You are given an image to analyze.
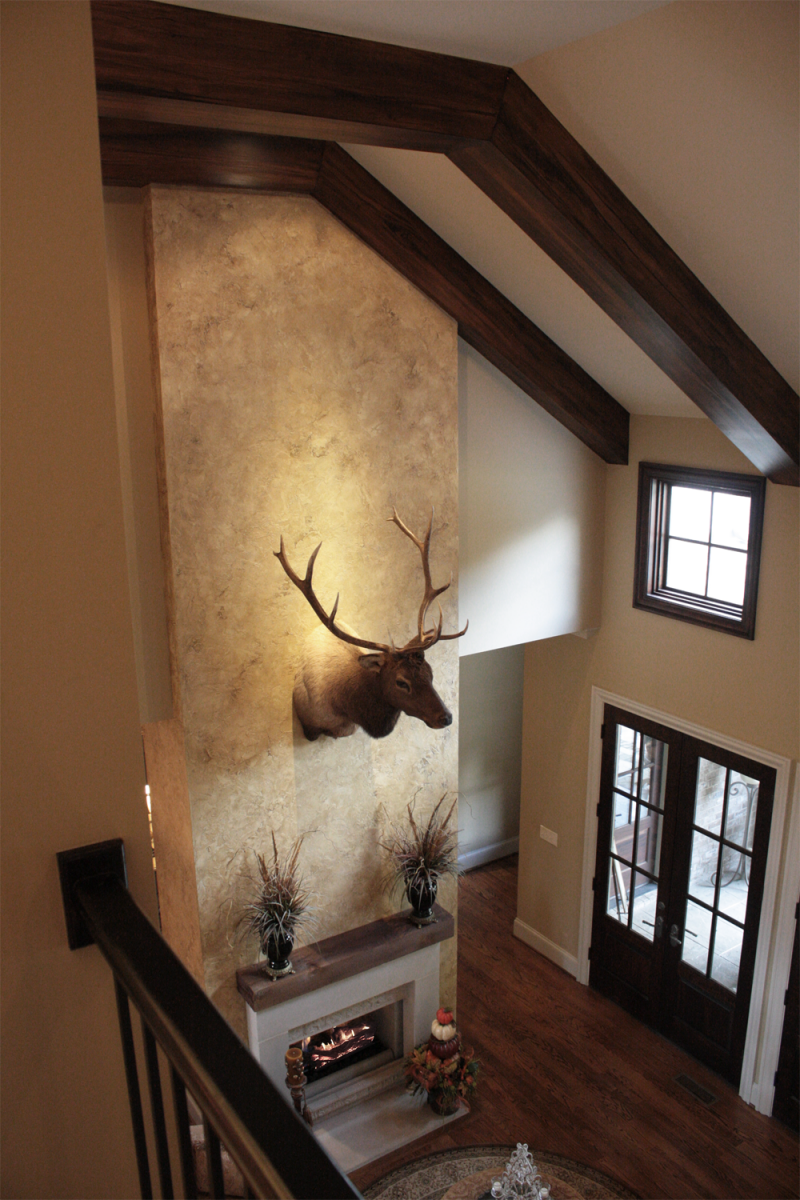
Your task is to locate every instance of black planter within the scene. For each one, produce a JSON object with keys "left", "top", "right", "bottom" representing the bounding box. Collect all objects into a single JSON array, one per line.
[
  {"left": 406, "top": 876, "right": 437, "bottom": 926},
  {"left": 263, "top": 930, "right": 294, "bottom": 978}
]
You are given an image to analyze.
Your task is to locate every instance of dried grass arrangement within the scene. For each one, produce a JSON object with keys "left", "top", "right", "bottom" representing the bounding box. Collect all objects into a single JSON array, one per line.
[
  {"left": 239, "top": 833, "right": 313, "bottom": 975},
  {"left": 383, "top": 795, "right": 461, "bottom": 924}
]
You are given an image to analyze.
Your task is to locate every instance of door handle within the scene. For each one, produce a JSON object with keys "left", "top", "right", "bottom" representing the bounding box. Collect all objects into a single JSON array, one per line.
[
  {"left": 669, "top": 924, "right": 682, "bottom": 947},
  {"left": 655, "top": 901, "right": 666, "bottom": 939}
]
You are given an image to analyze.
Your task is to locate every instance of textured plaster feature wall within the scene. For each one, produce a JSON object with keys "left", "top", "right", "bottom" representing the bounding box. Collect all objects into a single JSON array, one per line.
[{"left": 147, "top": 188, "right": 459, "bottom": 1032}]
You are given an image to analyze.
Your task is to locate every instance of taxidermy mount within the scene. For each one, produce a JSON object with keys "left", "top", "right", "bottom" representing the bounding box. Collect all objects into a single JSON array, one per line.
[{"left": 275, "top": 509, "right": 467, "bottom": 741}]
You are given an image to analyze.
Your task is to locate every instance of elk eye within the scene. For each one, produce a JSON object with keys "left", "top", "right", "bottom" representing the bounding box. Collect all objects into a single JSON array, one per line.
[{"left": 396, "top": 679, "right": 411, "bottom": 692}]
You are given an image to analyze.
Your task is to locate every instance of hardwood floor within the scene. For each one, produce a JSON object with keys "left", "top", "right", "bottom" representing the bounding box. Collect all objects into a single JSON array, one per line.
[{"left": 350, "top": 856, "right": 799, "bottom": 1199}]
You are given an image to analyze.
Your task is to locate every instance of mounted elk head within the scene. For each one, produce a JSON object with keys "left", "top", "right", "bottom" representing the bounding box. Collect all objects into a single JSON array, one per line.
[{"left": 275, "top": 510, "right": 467, "bottom": 741}]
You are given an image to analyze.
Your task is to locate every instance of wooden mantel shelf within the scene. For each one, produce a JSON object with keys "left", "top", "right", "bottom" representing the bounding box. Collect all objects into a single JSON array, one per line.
[{"left": 237, "top": 905, "right": 454, "bottom": 1013}]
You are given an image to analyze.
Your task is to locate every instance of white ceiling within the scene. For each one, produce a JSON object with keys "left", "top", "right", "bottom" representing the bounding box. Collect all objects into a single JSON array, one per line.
[
  {"left": 153, "top": 0, "right": 714, "bottom": 422},
  {"left": 160, "top": 0, "right": 670, "bottom": 64}
]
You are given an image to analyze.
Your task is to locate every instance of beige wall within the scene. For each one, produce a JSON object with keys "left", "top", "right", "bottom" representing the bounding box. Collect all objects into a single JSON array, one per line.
[
  {"left": 518, "top": 416, "right": 799, "bottom": 958},
  {"left": 459, "top": 645, "right": 524, "bottom": 863},
  {"left": 518, "top": 0, "right": 799, "bottom": 394},
  {"left": 458, "top": 344, "right": 606, "bottom": 655},
  {"left": 146, "top": 188, "right": 461, "bottom": 1033},
  {"left": 1, "top": 4, "right": 159, "bottom": 1197}
]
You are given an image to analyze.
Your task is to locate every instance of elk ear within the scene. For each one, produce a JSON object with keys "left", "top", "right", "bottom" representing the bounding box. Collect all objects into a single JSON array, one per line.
[{"left": 357, "top": 653, "right": 384, "bottom": 674}]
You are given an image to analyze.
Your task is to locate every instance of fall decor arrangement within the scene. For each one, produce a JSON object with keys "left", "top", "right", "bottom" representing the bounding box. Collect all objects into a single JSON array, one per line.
[
  {"left": 404, "top": 1007, "right": 479, "bottom": 1115},
  {"left": 383, "top": 795, "right": 461, "bottom": 925},
  {"left": 238, "top": 833, "right": 313, "bottom": 978}
]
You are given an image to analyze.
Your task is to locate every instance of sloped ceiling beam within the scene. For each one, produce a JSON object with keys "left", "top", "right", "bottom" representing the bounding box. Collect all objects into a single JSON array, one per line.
[
  {"left": 100, "top": 121, "right": 628, "bottom": 461},
  {"left": 92, "top": 0, "right": 798, "bottom": 484}
]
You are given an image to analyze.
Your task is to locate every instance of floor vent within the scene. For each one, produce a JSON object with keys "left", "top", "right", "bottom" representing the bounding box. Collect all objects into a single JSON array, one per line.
[{"left": 674, "top": 1073, "right": 717, "bottom": 1106}]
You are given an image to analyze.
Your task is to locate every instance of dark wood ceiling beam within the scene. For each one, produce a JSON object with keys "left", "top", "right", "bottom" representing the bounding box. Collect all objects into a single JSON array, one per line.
[
  {"left": 91, "top": 0, "right": 799, "bottom": 484},
  {"left": 99, "top": 119, "right": 324, "bottom": 191},
  {"left": 448, "top": 75, "right": 799, "bottom": 485},
  {"left": 97, "top": 122, "right": 628, "bottom": 464},
  {"left": 91, "top": 0, "right": 507, "bottom": 151},
  {"left": 313, "top": 145, "right": 629, "bottom": 463}
]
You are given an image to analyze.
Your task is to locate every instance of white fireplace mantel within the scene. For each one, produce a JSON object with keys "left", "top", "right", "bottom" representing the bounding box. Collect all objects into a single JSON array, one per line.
[{"left": 237, "top": 906, "right": 459, "bottom": 1171}]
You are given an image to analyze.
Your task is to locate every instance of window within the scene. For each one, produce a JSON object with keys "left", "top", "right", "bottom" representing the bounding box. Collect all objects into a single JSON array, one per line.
[{"left": 634, "top": 463, "right": 766, "bottom": 639}]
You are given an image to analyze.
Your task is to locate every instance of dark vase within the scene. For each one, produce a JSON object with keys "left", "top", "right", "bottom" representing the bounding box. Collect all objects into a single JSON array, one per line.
[
  {"left": 427, "top": 1087, "right": 459, "bottom": 1116},
  {"left": 263, "top": 930, "right": 294, "bottom": 978},
  {"left": 406, "top": 876, "right": 437, "bottom": 925}
]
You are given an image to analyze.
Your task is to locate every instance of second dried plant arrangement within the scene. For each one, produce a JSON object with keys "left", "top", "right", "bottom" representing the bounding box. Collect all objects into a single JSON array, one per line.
[{"left": 383, "top": 795, "right": 461, "bottom": 925}]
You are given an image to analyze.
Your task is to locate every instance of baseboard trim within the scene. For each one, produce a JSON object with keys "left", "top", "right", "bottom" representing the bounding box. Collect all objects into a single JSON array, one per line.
[
  {"left": 513, "top": 918, "right": 578, "bottom": 978},
  {"left": 459, "top": 837, "right": 519, "bottom": 872}
]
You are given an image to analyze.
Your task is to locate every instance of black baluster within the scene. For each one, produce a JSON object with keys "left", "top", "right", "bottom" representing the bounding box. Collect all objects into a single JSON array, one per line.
[
  {"left": 114, "top": 978, "right": 153, "bottom": 1199},
  {"left": 170, "top": 1067, "right": 198, "bottom": 1199},
  {"left": 203, "top": 1115, "right": 225, "bottom": 1199},
  {"left": 141, "top": 1020, "right": 174, "bottom": 1198}
]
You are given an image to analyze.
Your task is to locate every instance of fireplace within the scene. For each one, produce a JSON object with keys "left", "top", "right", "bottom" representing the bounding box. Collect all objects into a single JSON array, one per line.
[
  {"left": 293, "top": 1003, "right": 402, "bottom": 1093},
  {"left": 237, "top": 905, "right": 458, "bottom": 1170}
]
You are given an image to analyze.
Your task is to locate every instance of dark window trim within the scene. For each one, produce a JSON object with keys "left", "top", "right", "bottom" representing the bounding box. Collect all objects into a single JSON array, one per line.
[{"left": 633, "top": 462, "right": 766, "bottom": 639}]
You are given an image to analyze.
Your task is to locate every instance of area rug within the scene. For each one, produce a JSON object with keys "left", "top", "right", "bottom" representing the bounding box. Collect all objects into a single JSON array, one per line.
[{"left": 361, "top": 1145, "right": 640, "bottom": 1200}]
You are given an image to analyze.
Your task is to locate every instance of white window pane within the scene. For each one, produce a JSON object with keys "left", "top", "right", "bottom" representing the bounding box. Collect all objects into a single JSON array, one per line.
[
  {"left": 707, "top": 547, "right": 746, "bottom": 605},
  {"left": 666, "top": 538, "right": 708, "bottom": 594},
  {"left": 711, "top": 492, "right": 750, "bottom": 551},
  {"left": 669, "top": 486, "right": 711, "bottom": 540}
]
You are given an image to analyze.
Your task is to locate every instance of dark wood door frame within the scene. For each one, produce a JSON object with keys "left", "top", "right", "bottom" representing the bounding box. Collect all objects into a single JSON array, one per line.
[
  {"left": 772, "top": 899, "right": 799, "bottom": 1131},
  {"left": 578, "top": 689, "right": 794, "bottom": 1114}
]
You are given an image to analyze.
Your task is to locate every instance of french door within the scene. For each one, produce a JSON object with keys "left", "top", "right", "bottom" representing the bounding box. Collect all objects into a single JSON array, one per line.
[{"left": 589, "top": 704, "right": 776, "bottom": 1085}]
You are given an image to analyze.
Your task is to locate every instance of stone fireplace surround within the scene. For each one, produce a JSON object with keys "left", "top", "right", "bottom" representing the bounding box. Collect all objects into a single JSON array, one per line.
[{"left": 237, "top": 907, "right": 460, "bottom": 1172}]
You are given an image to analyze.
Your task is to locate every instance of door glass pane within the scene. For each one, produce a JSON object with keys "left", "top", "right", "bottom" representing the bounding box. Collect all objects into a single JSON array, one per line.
[
  {"left": 688, "top": 830, "right": 720, "bottom": 903},
  {"left": 682, "top": 899, "right": 712, "bottom": 974},
  {"left": 615, "top": 725, "right": 637, "bottom": 793},
  {"left": 694, "top": 758, "right": 726, "bottom": 836},
  {"left": 614, "top": 791, "right": 634, "bottom": 829},
  {"left": 635, "top": 803, "right": 663, "bottom": 880},
  {"left": 640, "top": 738, "right": 667, "bottom": 809},
  {"left": 717, "top": 866, "right": 749, "bottom": 923},
  {"left": 629, "top": 871, "right": 658, "bottom": 942},
  {"left": 724, "top": 773, "right": 759, "bottom": 851},
  {"left": 611, "top": 810, "right": 634, "bottom": 864},
  {"left": 710, "top": 916, "right": 744, "bottom": 992},
  {"left": 607, "top": 858, "right": 628, "bottom": 924}
]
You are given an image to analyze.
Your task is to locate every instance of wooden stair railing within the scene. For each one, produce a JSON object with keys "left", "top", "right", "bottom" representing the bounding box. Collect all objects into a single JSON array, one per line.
[{"left": 57, "top": 839, "right": 361, "bottom": 1200}]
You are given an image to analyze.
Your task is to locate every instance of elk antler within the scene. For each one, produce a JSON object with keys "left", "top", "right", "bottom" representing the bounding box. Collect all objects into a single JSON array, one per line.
[
  {"left": 389, "top": 508, "right": 468, "bottom": 651},
  {"left": 275, "top": 538, "right": 392, "bottom": 653},
  {"left": 275, "top": 510, "right": 468, "bottom": 656}
]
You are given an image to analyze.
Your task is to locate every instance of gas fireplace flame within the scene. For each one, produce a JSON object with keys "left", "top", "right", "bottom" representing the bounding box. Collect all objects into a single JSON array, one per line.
[{"left": 294, "top": 1018, "right": 381, "bottom": 1082}]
